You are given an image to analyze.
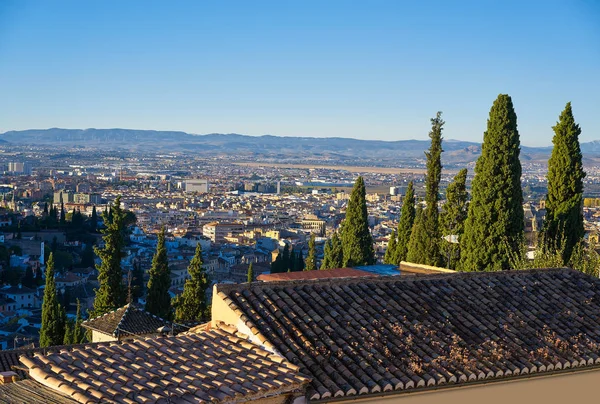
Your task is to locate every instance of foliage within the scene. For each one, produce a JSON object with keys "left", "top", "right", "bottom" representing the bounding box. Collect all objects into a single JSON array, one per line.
[
  {"left": 146, "top": 227, "right": 172, "bottom": 320},
  {"left": 320, "top": 232, "right": 343, "bottom": 270},
  {"left": 406, "top": 205, "right": 429, "bottom": 264},
  {"left": 460, "top": 94, "right": 524, "bottom": 271},
  {"left": 440, "top": 169, "right": 469, "bottom": 269},
  {"left": 383, "top": 230, "right": 397, "bottom": 264},
  {"left": 393, "top": 181, "right": 415, "bottom": 265},
  {"left": 542, "top": 102, "right": 585, "bottom": 264},
  {"left": 40, "top": 253, "right": 66, "bottom": 347},
  {"left": 22, "top": 266, "right": 35, "bottom": 288},
  {"left": 305, "top": 233, "right": 317, "bottom": 271},
  {"left": 341, "top": 176, "right": 375, "bottom": 266},
  {"left": 247, "top": 262, "right": 254, "bottom": 283},
  {"left": 72, "top": 299, "right": 86, "bottom": 344},
  {"left": 92, "top": 196, "right": 126, "bottom": 318},
  {"left": 173, "top": 243, "right": 209, "bottom": 323}
]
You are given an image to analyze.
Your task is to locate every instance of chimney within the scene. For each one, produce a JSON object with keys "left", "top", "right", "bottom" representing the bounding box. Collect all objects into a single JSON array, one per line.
[{"left": 0, "top": 371, "right": 18, "bottom": 384}]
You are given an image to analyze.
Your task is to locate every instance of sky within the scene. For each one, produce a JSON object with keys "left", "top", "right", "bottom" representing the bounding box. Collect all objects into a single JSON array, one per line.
[{"left": 0, "top": 1, "right": 599, "bottom": 146}]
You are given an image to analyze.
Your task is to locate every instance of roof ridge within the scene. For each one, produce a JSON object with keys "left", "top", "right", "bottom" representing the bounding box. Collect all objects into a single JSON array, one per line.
[{"left": 216, "top": 267, "right": 576, "bottom": 294}]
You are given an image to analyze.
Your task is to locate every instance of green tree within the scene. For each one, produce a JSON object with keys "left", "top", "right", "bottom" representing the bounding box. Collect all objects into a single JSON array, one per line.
[
  {"left": 145, "top": 227, "right": 172, "bottom": 320},
  {"left": 92, "top": 196, "right": 126, "bottom": 317},
  {"left": 173, "top": 243, "right": 208, "bottom": 323},
  {"left": 90, "top": 205, "right": 98, "bottom": 231},
  {"left": 320, "top": 239, "right": 333, "bottom": 270},
  {"left": 72, "top": 299, "right": 85, "bottom": 344},
  {"left": 63, "top": 319, "right": 74, "bottom": 345},
  {"left": 440, "top": 169, "right": 469, "bottom": 269},
  {"left": 330, "top": 232, "right": 343, "bottom": 268},
  {"left": 294, "top": 250, "right": 305, "bottom": 271},
  {"left": 247, "top": 262, "right": 254, "bottom": 283},
  {"left": 384, "top": 230, "right": 397, "bottom": 264},
  {"left": 542, "top": 102, "right": 585, "bottom": 263},
  {"left": 40, "top": 253, "right": 65, "bottom": 347},
  {"left": 281, "top": 244, "right": 291, "bottom": 271},
  {"left": 131, "top": 261, "right": 144, "bottom": 300},
  {"left": 22, "top": 266, "right": 35, "bottom": 289},
  {"left": 305, "top": 234, "right": 317, "bottom": 271},
  {"left": 60, "top": 203, "right": 66, "bottom": 226},
  {"left": 393, "top": 181, "right": 415, "bottom": 264},
  {"left": 460, "top": 94, "right": 524, "bottom": 271},
  {"left": 341, "top": 176, "right": 375, "bottom": 266},
  {"left": 406, "top": 205, "right": 428, "bottom": 263}
]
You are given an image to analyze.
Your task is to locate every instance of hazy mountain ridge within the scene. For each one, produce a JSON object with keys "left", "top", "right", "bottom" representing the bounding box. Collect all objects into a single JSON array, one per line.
[{"left": 0, "top": 128, "right": 596, "bottom": 165}]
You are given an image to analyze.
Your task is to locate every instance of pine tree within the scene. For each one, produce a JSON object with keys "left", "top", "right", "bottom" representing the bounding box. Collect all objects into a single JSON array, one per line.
[
  {"left": 305, "top": 234, "right": 317, "bottom": 271},
  {"left": 40, "top": 253, "right": 65, "bottom": 347},
  {"left": 393, "top": 181, "right": 415, "bottom": 264},
  {"left": 341, "top": 176, "right": 375, "bottom": 267},
  {"left": 384, "top": 230, "right": 397, "bottom": 264},
  {"left": 72, "top": 299, "right": 85, "bottom": 344},
  {"left": 460, "top": 94, "right": 524, "bottom": 271},
  {"left": 145, "top": 227, "right": 172, "bottom": 320},
  {"left": 440, "top": 168, "right": 469, "bottom": 269},
  {"left": 92, "top": 196, "right": 126, "bottom": 317},
  {"left": 542, "top": 102, "right": 585, "bottom": 264},
  {"left": 247, "top": 262, "right": 254, "bottom": 283},
  {"left": 406, "top": 205, "right": 429, "bottom": 263},
  {"left": 174, "top": 243, "right": 209, "bottom": 323}
]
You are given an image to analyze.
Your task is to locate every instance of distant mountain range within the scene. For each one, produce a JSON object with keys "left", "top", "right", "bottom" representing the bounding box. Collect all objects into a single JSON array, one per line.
[{"left": 0, "top": 128, "right": 597, "bottom": 166}]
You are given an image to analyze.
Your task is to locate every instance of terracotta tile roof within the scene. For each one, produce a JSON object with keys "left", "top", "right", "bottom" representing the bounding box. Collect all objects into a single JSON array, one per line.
[
  {"left": 81, "top": 303, "right": 174, "bottom": 338},
  {"left": 20, "top": 324, "right": 310, "bottom": 403},
  {"left": 216, "top": 268, "right": 600, "bottom": 400},
  {"left": 0, "top": 379, "right": 78, "bottom": 403},
  {"left": 257, "top": 267, "right": 376, "bottom": 282}
]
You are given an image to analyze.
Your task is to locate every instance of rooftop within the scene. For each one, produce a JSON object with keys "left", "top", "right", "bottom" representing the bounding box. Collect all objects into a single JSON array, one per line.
[
  {"left": 19, "top": 323, "right": 309, "bottom": 403},
  {"left": 81, "top": 304, "right": 173, "bottom": 338},
  {"left": 216, "top": 268, "right": 600, "bottom": 400},
  {"left": 257, "top": 267, "right": 376, "bottom": 282}
]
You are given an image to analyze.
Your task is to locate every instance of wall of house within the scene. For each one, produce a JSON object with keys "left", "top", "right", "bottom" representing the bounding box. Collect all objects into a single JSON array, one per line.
[
  {"left": 340, "top": 368, "right": 600, "bottom": 404},
  {"left": 91, "top": 330, "right": 117, "bottom": 343}
]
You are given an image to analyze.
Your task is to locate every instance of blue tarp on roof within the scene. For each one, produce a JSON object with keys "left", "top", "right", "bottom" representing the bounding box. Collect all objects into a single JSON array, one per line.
[{"left": 354, "top": 264, "right": 400, "bottom": 276}]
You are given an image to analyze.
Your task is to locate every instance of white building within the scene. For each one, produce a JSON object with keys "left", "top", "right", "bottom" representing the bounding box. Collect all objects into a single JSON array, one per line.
[{"left": 185, "top": 179, "right": 209, "bottom": 193}]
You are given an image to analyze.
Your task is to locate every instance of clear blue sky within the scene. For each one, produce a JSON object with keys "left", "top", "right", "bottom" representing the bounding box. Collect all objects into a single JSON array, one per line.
[{"left": 1, "top": 0, "right": 599, "bottom": 146}]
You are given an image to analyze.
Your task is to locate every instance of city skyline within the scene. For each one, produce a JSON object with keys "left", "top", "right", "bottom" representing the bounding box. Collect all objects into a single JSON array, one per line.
[{"left": 1, "top": 1, "right": 599, "bottom": 146}]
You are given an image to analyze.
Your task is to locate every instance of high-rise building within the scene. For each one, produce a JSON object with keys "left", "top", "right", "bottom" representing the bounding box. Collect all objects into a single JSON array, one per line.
[
  {"left": 185, "top": 179, "right": 209, "bottom": 193},
  {"left": 7, "top": 162, "right": 31, "bottom": 175}
]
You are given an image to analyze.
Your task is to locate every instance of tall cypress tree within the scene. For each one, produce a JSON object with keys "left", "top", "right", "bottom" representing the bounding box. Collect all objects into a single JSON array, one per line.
[
  {"left": 460, "top": 94, "right": 524, "bottom": 271},
  {"left": 174, "top": 243, "right": 209, "bottom": 323},
  {"left": 305, "top": 233, "right": 317, "bottom": 271},
  {"left": 247, "top": 262, "right": 254, "bottom": 283},
  {"left": 542, "top": 102, "right": 585, "bottom": 263},
  {"left": 90, "top": 205, "right": 98, "bottom": 231},
  {"left": 146, "top": 227, "right": 172, "bottom": 320},
  {"left": 440, "top": 168, "right": 469, "bottom": 269},
  {"left": 92, "top": 196, "right": 126, "bottom": 317},
  {"left": 393, "top": 181, "right": 415, "bottom": 264},
  {"left": 72, "top": 298, "right": 85, "bottom": 344},
  {"left": 342, "top": 176, "right": 375, "bottom": 266},
  {"left": 384, "top": 230, "right": 397, "bottom": 264},
  {"left": 331, "top": 232, "right": 344, "bottom": 268},
  {"left": 40, "top": 253, "right": 65, "bottom": 347},
  {"left": 409, "top": 112, "right": 444, "bottom": 266},
  {"left": 406, "top": 205, "right": 428, "bottom": 263},
  {"left": 320, "top": 239, "right": 332, "bottom": 270},
  {"left": 60, "top": 202, "right": 66, "bottom": 226}
]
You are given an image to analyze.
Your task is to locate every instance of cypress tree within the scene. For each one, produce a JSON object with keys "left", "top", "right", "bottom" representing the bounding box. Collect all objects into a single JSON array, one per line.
[
  {"left": 295, "top": 250, "right": 305, "bottom": 271},
  {"left": 320, "top": 240, "right": 332, "bottom": 270},
  {"left": 247, "top": 262, "right": 254, "bottom": 283},
  {"left": 72, "top": 299, "right": 85, "bottom": 344},
  {"left": 63, "top": 320, "right": 74, "bottom": 345},
  {"left": 460, "top": 94, "right": 524, "bottom": 271},
  {"left": 22, "top": 266, "right": 35, "bottom": 288},
  {"left": 60, "top": 202, "right": 66, "bottom": 226},
  {"left": 384, "top": 230, "right": 397, "bottom": 264},
  {"left": 440, "top": 168, "right": 469, "bottom": 269},
  {"left": 415, "top": 112, "right": 444, "bottom": 266},
  {"left": 43, "top": 202, "right": 48, "bottom": 216},
  {"left": 174, "top": 243, "right": 209, "bottom": 323},
  {"left": 393, "top": 181, "right": 415, "bottom": 264},
  {"left": 90, "top": 205, "right": 98, "bottom": 231},
  {"left": 330, "top": 232, "right": 344, "bottom": 268},
  {"left": 542, "top": 102, "right": 585, "bottom": 263},
  {"left": 305, "top": 234, "right": 317, "bottom": 271},
  {"left": 145, "top": 227, "right": 172, "bottom": 320},
  {"left": 40, "top": 253, "right": 65, "bottom": 347},
  {"left": 406, "top": 205, "right": 428, "bottom": 263},
  {"left": 131, "top": 261, "right": 144, "bottom": 299},
  {"left": 341, "top": 176, "right": 375, "bottom": 267},
  {"left": 92, "top": 196, "right": 126, "bottom": 317},
  {"left": 282, "top": 244, "right": 290, "bottom": 271}
]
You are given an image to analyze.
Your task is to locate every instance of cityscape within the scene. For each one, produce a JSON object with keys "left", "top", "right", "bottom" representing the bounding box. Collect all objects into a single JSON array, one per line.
[{"left": 0, "top": 1, "right": 599, "bottom": 403}]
